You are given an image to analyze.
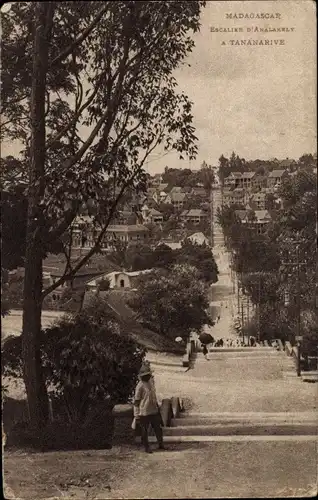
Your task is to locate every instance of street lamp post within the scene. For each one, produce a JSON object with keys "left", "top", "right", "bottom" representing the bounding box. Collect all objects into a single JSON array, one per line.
[
  {"left": 282, "top": 238, "right": 306, "bottom": 377},
  {"left": 257, "top": 274, "right": 261, "bottom": 343},
  {"left": 241, "top": 302, "right": 245, "bottom": 344},
  {"left": 247, "top": 297, "right": 250, "bottom": 346}
]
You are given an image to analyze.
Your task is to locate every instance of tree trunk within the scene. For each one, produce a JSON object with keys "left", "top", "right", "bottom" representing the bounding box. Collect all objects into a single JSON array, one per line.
[{"left": 22, "top": 2, "right": 53, "bottom": 428}]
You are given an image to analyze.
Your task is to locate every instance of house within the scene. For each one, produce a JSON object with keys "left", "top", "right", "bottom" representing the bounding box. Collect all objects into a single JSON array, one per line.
[
  {"left": 267, "top": 169, "right": 288, "bottom": 188},
  {"left": 41, "top": 252, "right": 121, "bottom": 307},
  {"left": 223, "top": 187, "right": 249, "bottom": 206},
  {"left": 253, "top": 210, "right": 272, "bottom": 233},
  {"left": 186, "top": 232, "right": 210, "bottom": 246},
  {"left": 235, "top": 209, "right": 272, "bottom": 233},
  {"left": 150, "top": 173, "right": 163, "bottom": 186},
  {"left": 160, "top": 240, "right": 182, "bottom": 250},
  {"left": 146, "top": 187, "right": 158, "bottom": 203},
  {"left": 114, "top": 210, "right": 138, "bottom": 225},
  {"left": 104, "top": 224, "right": 149, "bottom": 249},
  {"left": 251, "top": 174, "right": 267, "bottom": 190},
  {"left": 158, "top": 190, "right": 169, "bottom": 202},
  {"left": 181, "top": 209, "right": 208, "bottom": 225},
  {"left": 224, "top": 172, "right": 242, "bottom": 188},
  {"left": 234, "top": 210, "right": 249, "bottom": 222},
  {"left": 232, "top": 188, "right": 250, "bottom": 205},
  {"left": 222, "top": 187, "right": 234, "bottom": 205},
  {"left": 170, "top": 186, "right": 183, "bottom": 193},
  {"left": 86, "top": 269, "right": 153, "bottom": 291},
  {"left": 225, "top": 171, "right": 256, "bottom": 189},
  {"left": 141, "top": 205, "right": 163, "bottom": 224},
  {"left": 165, "top": 192, "right": 187, "bottom": 210},
  {"left": 250, "top": 192, "right": 266, "bottom": 210},
  {"left": 71, "top": 216, "right": 149, "bottom": 250},
  {"left": 278, "top": 158, "right": 296, "bottom": 169},
  {"left": 238, "top": 171, "right": 256, "bottom": 189},
  {"left": 191, "top": 186, "right": 207, "bottom": 198}
]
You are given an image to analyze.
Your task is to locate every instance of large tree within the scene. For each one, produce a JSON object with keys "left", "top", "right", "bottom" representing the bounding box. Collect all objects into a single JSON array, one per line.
[
  {"left": 176, "top": 239, "right": 218, "bottom": 283},
  {"left": 129, "top": 264, "right": 211, "bottom": 339},
  {"left": 2, "top": 1, "right": 205, "bottom": 427}
]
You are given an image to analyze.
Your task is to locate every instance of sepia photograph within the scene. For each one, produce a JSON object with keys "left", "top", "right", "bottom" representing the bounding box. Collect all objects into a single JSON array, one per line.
[{"left": 1, "top": 0, "right": 317, "bottom": 498}]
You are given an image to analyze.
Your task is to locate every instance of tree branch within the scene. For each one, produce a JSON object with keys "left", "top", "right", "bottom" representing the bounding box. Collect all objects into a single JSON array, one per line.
[
  {"left": 42, "top": 175, "right": 136, "bottom": 298},
  {"left": 46, "top": 81, "right": 101, "bottom": 151},
  {"left": 50, "top": 5, "right": 109, "bottom": 67}
]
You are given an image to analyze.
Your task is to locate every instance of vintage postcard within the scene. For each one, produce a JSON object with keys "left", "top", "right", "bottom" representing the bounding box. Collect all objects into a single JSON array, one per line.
[{"left": 1, "top": 0, "right": 317, "bottom": 498}]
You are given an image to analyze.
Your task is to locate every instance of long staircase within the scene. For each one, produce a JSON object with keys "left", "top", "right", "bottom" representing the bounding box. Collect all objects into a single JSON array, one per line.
[
  {"left": 149, "top": 347, "right": 318, "bottom": 444},
  {"left": 148, "top": 186, "right": 318, "bottom": 445},
  {"left": 212, "top": 187, "right": 224, "bottom": 247}
]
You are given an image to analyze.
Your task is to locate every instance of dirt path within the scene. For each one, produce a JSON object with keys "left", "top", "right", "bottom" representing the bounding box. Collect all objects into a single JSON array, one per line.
[{"left": 4, "top": 441, "right": 317, "bottom": 499}]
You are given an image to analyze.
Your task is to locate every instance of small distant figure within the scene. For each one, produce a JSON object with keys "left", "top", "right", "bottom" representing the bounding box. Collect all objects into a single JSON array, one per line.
[
  {"left": 219, "top": 338, "right": 224, "bottom": 347},
  {"left": 202, "top": 344, "right": 208, "bottom": 359},
  {"left": 217, "top": 315, "right": 221, "bottom": 322}
]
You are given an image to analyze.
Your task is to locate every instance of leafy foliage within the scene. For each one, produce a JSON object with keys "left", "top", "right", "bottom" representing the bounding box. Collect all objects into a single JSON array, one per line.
[
  {"left": 218, "top": 165, "right": 317, "bottom": 351},
  {"left": 175, "top": 239, "right": 218, "bottom": 283},
  {"left": 2, "top": 1, "right": 205, "bottom": 425},
  {"left": 108, "top": 238, "right": 218, "bottom": 283},
  {"left": 2, "top": 297, "right": 146, "bottom": 423},
  {"left": 129, "top": 264, "right": 211, "bottom": 339},
  {"left": 2, "top": 1, "right": 204, "bottom": 294}
]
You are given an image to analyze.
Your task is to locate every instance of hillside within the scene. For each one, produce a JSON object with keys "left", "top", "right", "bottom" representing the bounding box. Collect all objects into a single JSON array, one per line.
[
  {"left": 43, "top": 252, "right": 120, "bottom": 276},
  {"left": 84, "top": 289, "right": 183, "bottom": 354}
]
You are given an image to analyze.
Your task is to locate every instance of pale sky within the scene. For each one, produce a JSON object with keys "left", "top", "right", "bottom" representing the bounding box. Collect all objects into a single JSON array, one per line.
[
  {"left": 3, "top": 1, "right": 316, "bottom": 175},
  {"left": 146, "top": 0, "right": 317, "bottom": 174}
]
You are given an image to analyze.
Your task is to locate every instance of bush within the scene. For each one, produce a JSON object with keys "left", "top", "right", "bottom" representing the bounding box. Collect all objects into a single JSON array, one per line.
[{"left": 2, "top": 297, "right": 146, "bottom": 426}]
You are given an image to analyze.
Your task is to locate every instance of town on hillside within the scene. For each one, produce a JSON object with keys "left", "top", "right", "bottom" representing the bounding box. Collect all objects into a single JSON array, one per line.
[{"left": 1, "top": 2, "right": 317, "bottom": 499}]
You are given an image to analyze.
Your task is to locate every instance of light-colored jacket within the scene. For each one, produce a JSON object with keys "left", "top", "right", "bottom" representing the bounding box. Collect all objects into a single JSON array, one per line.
[{"left": 134, "top": 377, "right": 158, "bottom": 417}]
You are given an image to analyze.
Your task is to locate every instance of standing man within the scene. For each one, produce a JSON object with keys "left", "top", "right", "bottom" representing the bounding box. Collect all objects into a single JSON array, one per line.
[{"left": 134, "top": 363, "right": 165, "bottom": 453}]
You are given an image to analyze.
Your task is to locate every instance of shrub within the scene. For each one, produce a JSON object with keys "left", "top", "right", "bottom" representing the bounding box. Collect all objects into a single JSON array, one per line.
[{"left": 2, "top": 297, "right": 146, "bottom": 425}]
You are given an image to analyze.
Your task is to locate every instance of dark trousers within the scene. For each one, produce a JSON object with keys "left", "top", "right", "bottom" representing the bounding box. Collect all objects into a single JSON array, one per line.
[{"left": 139, "top": 413, "right": 163, "bottom": 450}]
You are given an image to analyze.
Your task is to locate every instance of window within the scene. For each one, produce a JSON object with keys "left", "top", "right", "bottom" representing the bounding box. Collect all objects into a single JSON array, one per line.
[{"left": 120, "top": 279, "right": 125, "bottom": 288}]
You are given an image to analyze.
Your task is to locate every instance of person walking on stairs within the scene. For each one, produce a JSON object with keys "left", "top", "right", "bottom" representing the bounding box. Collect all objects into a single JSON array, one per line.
[
  {"left": 202, "top": 343, "right": 208, "bottom": 359},
  {"left": 134, "top": 363, "right": 165, "bottom": 454}
]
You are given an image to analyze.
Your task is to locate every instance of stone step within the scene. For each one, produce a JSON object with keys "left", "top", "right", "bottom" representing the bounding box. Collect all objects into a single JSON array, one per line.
[
  {"left": 184, "top": 411, "right": 317, "bottom": 419},
  {"left": 173, "top": 414, "right": 317, "bottom": 426},
  {"left": 138, "top": 435, "right": 317, "bottom": 443},
  {"left": 207, "top": 347, "right": 278, "bottom": 353},
  {"left": 302, "top": 371, "right": 318, "bottom": 382},
  {"left": 163, "top": 424, "right": 317, "bottom": 436}
]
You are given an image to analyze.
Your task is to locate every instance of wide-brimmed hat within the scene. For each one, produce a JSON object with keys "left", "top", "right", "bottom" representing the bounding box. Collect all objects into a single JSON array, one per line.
[{"left": 139, "top": 363, "right": 152, "bottom": 377}]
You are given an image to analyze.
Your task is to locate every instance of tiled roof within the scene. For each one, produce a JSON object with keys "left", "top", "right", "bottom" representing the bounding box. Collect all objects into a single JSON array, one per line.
[
  {"left": 268, "top": 169, "right": 286, "bottom": 177},
  {"left": 192, "top": 187, "right": 206, "bottom": 195},
  {"left": 149, "top": 209, "right": 162, "bottom": 216},
  {"left": 235, "top": 210, "right": 248, "bottom": 219},
  {"left": 184, "top": 209, "right": 206, "bottom": 217},
  {"left": 187, "top": 232, "right": 209, "bottom": 245},
  {"left": 170, "top": 186, "right": 183, "bottom": 193},
  {"left": 169, "top": 192, "right": 186, "bottom": 202},
  {"left": 241, "top": 171, "right": 255, "bottom": 179},
  {"left": 279, "top": 159, "right": 295, "bottom": 167},
  {"left": 254, "top": 210, "right": 271, "bottom": 220},
  {"left": 43, "top": 253, "right": 120, "bottom": 277},
  {"left": 228, "top": 172, "right": 242, "bottom": 178},
  {"left": 107, "top": 224, "right": 149, "bottom": 232}
]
